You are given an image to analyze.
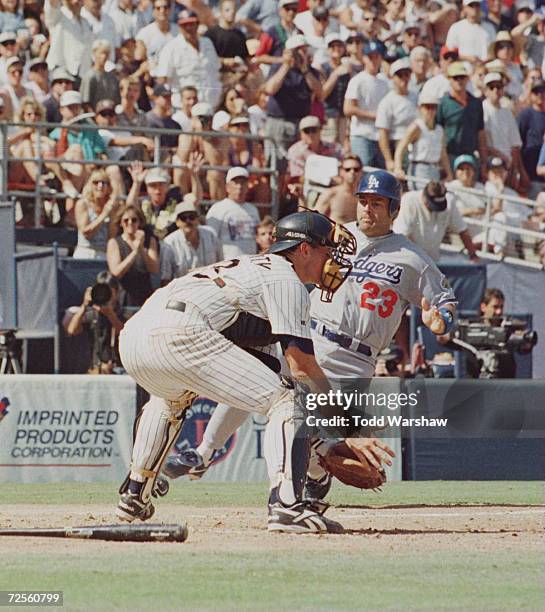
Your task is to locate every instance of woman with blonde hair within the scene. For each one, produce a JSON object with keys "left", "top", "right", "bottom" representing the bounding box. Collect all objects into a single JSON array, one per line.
[
  {"left": 73, "top": 170, "right": 119, "bottom": 259},
  {"left": 107, "top": 204, "right": 159, "bottom": 307}
]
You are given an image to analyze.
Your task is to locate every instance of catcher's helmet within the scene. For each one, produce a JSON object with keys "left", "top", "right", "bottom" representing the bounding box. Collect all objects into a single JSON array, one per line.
[
  {"left": 268, "top": 211, "right": 357, "bottom": 302},
  {"left": 355, "top": 170, "right": 401, "bottom": 216}
]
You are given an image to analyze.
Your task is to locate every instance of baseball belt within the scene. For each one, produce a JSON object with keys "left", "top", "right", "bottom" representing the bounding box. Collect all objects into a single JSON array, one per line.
[{"left": 310, "top": 319, "right": 372, "bottom": 356}]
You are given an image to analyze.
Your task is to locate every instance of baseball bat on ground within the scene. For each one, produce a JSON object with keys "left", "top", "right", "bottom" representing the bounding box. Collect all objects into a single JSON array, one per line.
[{"left": 0, "top": 523, "right": 188, "bottom": 542}]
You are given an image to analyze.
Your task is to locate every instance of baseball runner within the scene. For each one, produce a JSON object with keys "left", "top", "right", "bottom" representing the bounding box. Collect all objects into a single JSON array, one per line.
[
  {"left": 116, "top": 210, "right": 358, "bottom": 533},
  {"left": 163, "top": 170, "right": 456, "bottom": 497}
]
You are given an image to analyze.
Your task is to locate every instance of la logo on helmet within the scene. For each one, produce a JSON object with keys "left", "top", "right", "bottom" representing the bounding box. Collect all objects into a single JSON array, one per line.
[{"left": 368, "top": 175, "right": 380, "bottom": 189}]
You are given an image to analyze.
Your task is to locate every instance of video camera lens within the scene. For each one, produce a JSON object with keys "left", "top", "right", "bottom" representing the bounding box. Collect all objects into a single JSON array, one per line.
[{"left": 90, "top": 283, "right": 112, "bottom": 306}]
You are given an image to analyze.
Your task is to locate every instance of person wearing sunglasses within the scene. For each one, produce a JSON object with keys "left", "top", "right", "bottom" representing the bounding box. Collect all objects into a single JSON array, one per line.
[
  {"left": 315, "top": 153, "right": 363, "bottom": 223},
  {"left": 134, "top": 0, "right": 177, "bottom": 72},
  {"left": 161, "top": 198, "right": 223, "bottom": 282},
  {"left": 43, "top": 66, "right": 75, "bottom": 123},
  {"left": 488, "top": 30, "right": 523, "bottom": 100},
  {"left": 252, "top": 0, "right": 301, "bottom": 66}
]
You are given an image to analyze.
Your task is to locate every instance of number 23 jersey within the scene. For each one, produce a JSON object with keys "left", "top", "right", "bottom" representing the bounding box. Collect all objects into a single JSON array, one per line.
[{"left": 310, "top": 231, "right": 456, "bottom": 358}]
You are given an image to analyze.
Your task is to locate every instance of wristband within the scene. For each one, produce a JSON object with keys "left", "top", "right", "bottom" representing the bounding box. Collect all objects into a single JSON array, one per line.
[{"left": 438, "top": 307, "right": 455, "bottom": 334}]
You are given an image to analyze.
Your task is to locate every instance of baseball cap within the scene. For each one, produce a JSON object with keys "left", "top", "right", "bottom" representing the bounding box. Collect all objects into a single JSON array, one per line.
[
  {"left": 174, "top": 200, "right": 198, "bottom": 217},
  {"left": 488, "top": 156, "right": 507, "bottom": 170},
  {"left": 51, "top": 67, "right": 76, "bottom": 83},
  {"left": 279, "top": 0, "right": 298, "bottom": 7},
  {"left": 447, "top": 61, "right": 469, "bottom": 78},
  {"left": 212, "top": 110, "right": 231, "bottom": 131},
  {"left": 229, "top": 115, "right": 250, "bottom": 127},
  {"left": 145, "top": 168, "right": 169, "bottom": 184},
  {"left": 59, "top": 90, "right": 82, "bottom": 107},
  {"left": 95, "top": 99, "right": 116, "bottom": 113},
  {"left": 440, "top": 45, "right": 459, "bottom": 59},
  {"left": 363, "top": 39, "right": 386, "bottom": 57},
  {"left": 28, "top": 57, "right": 48, "bottom": 71},
  {"left": 312, "top": 5, "right": 329, "bottom": 19},
  {"left": 226, "top": 167, "right": 249, "bottom": 183},
  {"left": 285, "top": 34, "right": 308, "bottom": 50},
  {"left": 516, "top": 3, "right": 534, "bottom": 13},
  {"left": 153, "top": 83, "right": 172, "bottom": 97},
  {"left": 484, "top": 72, "right": 503, "bottom": 86},
  {"left": 6, "top": 56, "right": 23, "bottom": 70},
  {"left": 418, "top": 91, "right": 438, "bottom": 105},
  {"left": 299, "top": 115, "right": 321, "bottom": 131},
  {"left": 191, "top": 102, "right": 213, "bottom": 118},
  {"left": 463, "top": 0, "right": 480, "bottom": 6},
  {"left": 325, "top": 32, "right": 344, "bottom": 47},
  {"left": 346, "top": 32, "right": 364, "bottom": 43},
  {"left": 531, "top": 78, "right": 545, "bottom": 93},
  {"left": 403, "top": 21, "right": 421, "bottom": 33},
  {"left": 390, "top": 57, "right": 411, "bottom": 76},
  {"left": 423, "top": 181, "right": 448, "bottom": 212},
  {"left": 177, "top": 9, "right": 198, "bottom": 24},
  {"left": 453, "top": 154, "right": 477, "bottom": 170},
  {"left": 0, "top": 32, "right": 16, "bottom": 45},
  {"left": 484, "top": 59, "right": 510, "bottom": 80}
]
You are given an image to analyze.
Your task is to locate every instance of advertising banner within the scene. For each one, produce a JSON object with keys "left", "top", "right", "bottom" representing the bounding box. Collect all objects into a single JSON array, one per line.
[{"left": 0, "top": 375, "right": 136, "bottom": 482}]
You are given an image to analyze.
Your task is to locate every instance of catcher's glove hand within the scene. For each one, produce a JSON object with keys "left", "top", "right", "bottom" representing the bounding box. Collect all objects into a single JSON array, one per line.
[{"left": 318, "top": 438, "right": 394, "bottom": 490}]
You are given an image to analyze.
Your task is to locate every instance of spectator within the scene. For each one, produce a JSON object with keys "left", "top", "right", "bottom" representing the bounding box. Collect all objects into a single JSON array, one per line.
[
  {"left": 115, "top": 76, "right": 148, "bottom": 128},
  {"left": 81, "top": 0, "right": 118, "bottom": 63},
  {"left": 26, "top": 58, "right": 50, "bottom": 103},
  {"left": 295, "top": 0, "right": 336, "bottom": 38},
  {"left": 340, "top": 4, "right": 380, "bottom": 41},
  {"left": 345, "top": 32, "right": 365, "bottom": 70},
  {"left": 0, "top": 56, "right": 33, "bottom": 120},
  {"left": 436, "top": 62, "right": 487, "bottom": 175},
  {"left": 73, "top": 169, "right": 119, "bottom": 259},
  {"left": 44, "top": 0, "right": 94, "bottom": 80},
  {"left": 227, "top": 114, "right": 258, "bottom": 168},
  {"left": 517, "top": 8, "right": 545, "bottom": 72},
  {"left": 253, "top": 0, "right": 300, "bottom": 66},
  {"left": 303, "top": 5, "right": 333, "bottom": 69},
  {"left": 320, "top": 32, "right": 353, "bottom": 146},
  {"left": 264, "top": 35, "right": 322, "bottom": 165},
  {"left": 0, "top": 31, "right": 18, "bottom": 87},
  {"left": 394, "top": 21, "right": 424, "bottom": 60},
  {"left": 135, "top": 0, "right": 177, "bottom": 72},
  {"left": 206, "top": 166, "right": 260, "bottom": 258},
  {"left": 488, "top": 31, "right": 523, "bottom": 100},
  {"left": 43, "top": 67, "right": 75, "bottom": 123},
  {"left": 255, "top": 214, "right": 274, "bottom": 254},
  {"left": 375, "top": 57, "right": 418, "bottom": 172},
  {"left": 482, "top": 0, "right": 513, "bottom": 35},
  {"left": 421, "top": 45, "right": 459, "bottom": 100},
  {"left": 213, "top": 85, "right": 246, "bottom": 131},
  {"left": 446, "top": 154, "right": 485, "bottom": 226},
  {"left": 468, "top": 60, "right": 487, "bottom": 100},
  {"left": 380, "top": 0, "right": 405, "bottom": 45},
  {"left": 146, "top": 83, "right": 180, "bottom": 150},
  {"left": 519, "top": 78, "right": 545, "bottom": 196},
  {"left": 427, "top": 0, "right": 458, "bottom": 50},
  {"left": 157, "top": 9, "right": 221, "bottom": 108},
  {"left": 161, "top": 199, "right": 223, "bottom": 282},
  {"left": 172, "top": 84, "right": 197, "bottom": 131},
  {"left": 408, "top": 46, "right": 431, "bottom": 95},
  {"left": 287, "top": 114, "right": 343, "bottom": 179},
  {"left": 64, "top": 271, "right": 124, "bottom": 374},
  {"left": 80, "top": 40, "right": 121, "bottom": 111},
  {"left": 107, "top": 203, "right": 159, "bottom": 306},
  {"left": 205, "top": 0, "right": 249, "bottom": 85},
  {"left": 108, "top": 0, "right": 147, "bottom": 43},
  {"left": 445, "top": 0, "right": 491, "bottom": 64},
  {"left": 482, "top": 72, "right": 528, "bottom": 193},
  {"left": 394, "top": 91, "right": 452, "bottom": 187},
  {"left": 518, "top": 68, "right": 542, "bottom": 111},
  {"left": 393, "top": 180, "right": 478, "bottom": 261},
  {"left": 315, "top": 153, "right": 363, "bottom": 223},
  {"left": 248, "top": 84, "right": 268, "bottom": 137},
  {"left": 235, "top": 0, "right": 280, "bottom": 38},
  {"left": 0, "top": 0, "right": 25, "bottom": 34},
  {"left": 343, "top": 39, "right": 388, "bottom": 168}
]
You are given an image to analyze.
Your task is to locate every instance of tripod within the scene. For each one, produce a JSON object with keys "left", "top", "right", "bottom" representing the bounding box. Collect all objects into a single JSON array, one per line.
[{"left": 0, "top": 345, "right": 21, "bottom": 374}]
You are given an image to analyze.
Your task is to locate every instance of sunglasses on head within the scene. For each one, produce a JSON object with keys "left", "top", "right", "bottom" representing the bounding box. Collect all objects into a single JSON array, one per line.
[{"left": 178, "top": 212, "right": 198, "bottom": 222}]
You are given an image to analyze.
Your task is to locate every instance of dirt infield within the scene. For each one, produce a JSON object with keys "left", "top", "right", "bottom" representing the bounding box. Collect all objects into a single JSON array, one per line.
[{"left": 1, "top": 501, "right": 543, "bottom": 555}]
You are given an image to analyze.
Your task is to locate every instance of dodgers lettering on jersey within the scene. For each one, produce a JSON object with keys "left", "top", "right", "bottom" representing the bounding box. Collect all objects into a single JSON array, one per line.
[
  {"left": 131, "top": 254, "right": 311, "bottom": 340},
  {"left": 310, "top": 232, "right": 456, "bottom": 358}
]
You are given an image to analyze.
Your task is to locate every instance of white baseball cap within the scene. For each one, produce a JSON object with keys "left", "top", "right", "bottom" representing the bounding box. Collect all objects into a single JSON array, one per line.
[
  {"left": 325, "top": 32, "right": 344, "bottom": 47},
  {"left": 145, "top": 168, "right": 169, "bottom": 184},
  {"left": 59, "top": 90, "right": 82, "bottom": 107},
  {"left": 6, "top": 56, "right": 24, "bottom": 70},
  {"left": 484, "top": 72, "right": 503, "bottom": 86},
  {"left": 174, "top": 200, "right": 198, "bottom": 217},
  {"left": 418, "top": 91, "right": 438, "bottom": 105},
  {"left": 212, "top": 110, "right": 231, "bottom": 131},
  {"left": 285, "top": 34, "right": 308, "bottom": 50},
  {"left": 390, "top": 57, "right": 412, "bottom": 76},
  {"left": 226, "top": 167, "right": 249, "bottom": 183},
  {"left": 191, "top": 102, "right": 213, "bottom": 118},
  {"left": 463, "top": 0, "right": 480, "bottom": 5},
  {"left": 299, "top": 115, "right": 321, "bottom": 131}
]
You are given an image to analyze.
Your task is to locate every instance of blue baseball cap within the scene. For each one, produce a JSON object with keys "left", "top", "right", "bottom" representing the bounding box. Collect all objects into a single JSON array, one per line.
[
  {"left": 363, "top": 40, "right": 386, "bottom": 57},
  {"left": 453, "top": 154, "right": 477, "bottom": 171}
]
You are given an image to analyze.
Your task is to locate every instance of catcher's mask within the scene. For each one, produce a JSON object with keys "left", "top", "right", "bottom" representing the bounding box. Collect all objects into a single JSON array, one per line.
[{"left": 268, "top": 211, "right": 357, "bottom": 302}]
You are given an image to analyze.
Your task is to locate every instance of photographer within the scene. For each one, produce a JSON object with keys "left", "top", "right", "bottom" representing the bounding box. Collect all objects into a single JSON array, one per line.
[
  {"left": 63, "top": 272, "right": 124, "bottom": 374},
  {"left": 480, "top": 287, "right": 505, "bottom": 325}
]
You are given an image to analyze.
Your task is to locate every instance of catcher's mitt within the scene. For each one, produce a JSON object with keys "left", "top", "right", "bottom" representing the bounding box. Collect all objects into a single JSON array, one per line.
[{"left": 318, "top": 441, "right": 386, "bottom": 490}]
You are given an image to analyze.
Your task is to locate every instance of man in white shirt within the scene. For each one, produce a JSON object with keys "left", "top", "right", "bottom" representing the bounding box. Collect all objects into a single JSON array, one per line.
[
  {"left": 375, "top": 57, "right": 418, "bottom": 172},
  {"left": 206, "top": 167, "right": 260, "bottom": 258},
  {"left": 393, "top": 180, "right": 478, "bottom": 261},
  {"left": 107, "top": 0, "right": 148, "bottom": 43},
  {"left": 135, "top": 0, "right": 177, "bottom": 73},
  {"left": 81, "top": 0, "right": 119, "bottom": 63},
  {"left": 343, "top": 39, "right": 389, "bottom": 168},
  {"left": 445, "top": 0, "right": 493, "bottom": 63},
  {"left": 156, "top": 9, "right": 221, "bottom": 108},
  {"left": 161, "top": 199, "right": 223, "bottom": 282},
  {"left": 171, "top": 85, "right": 197, "bottom": 131}
]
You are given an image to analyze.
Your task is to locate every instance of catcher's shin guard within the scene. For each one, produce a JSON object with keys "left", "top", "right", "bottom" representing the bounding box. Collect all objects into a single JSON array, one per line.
[{"left": 119, "top": 391, "right": 197, "bottom": 503}]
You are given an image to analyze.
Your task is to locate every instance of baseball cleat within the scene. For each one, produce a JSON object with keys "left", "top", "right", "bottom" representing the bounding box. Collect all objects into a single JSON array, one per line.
[
  {"left": 116, "top": 493, "right": 155, "bottom": 523},
  {"left": 152, "top": 475, "right": 170, "bottom": 498},
  {"left": 304, "top": 473, "right": 332, "bottom": 501},
  {"left": 162, "top": 449, "right": 208, "bottom": 480},
  {"left": 267, "top": 501, "right": 344, "bottom": 534}
]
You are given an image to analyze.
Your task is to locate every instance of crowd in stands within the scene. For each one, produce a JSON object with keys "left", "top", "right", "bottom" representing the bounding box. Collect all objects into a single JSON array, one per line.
[{"left": 3, "top": 0, "right": 545, "bottom": 273}]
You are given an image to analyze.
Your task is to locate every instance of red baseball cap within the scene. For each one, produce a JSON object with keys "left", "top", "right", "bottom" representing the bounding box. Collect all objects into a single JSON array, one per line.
[{"left": 440, "top": 45, "right": 459, "bottom": 59}]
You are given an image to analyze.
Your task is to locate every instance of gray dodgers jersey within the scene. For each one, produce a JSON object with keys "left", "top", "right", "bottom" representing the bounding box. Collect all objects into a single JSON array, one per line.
[{"left": 310, "top": 231, "right": 456, "bottom": 358}]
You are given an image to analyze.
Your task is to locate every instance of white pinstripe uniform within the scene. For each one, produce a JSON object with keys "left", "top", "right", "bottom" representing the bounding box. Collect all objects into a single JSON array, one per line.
[{"left": 119, "top": 253, "right": 313, "bottom": 505}]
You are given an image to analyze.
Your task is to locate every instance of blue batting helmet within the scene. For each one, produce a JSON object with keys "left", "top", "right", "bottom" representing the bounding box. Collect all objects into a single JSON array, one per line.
[{"left": 355, "top": 170, "right": 401, "bottom": 216}]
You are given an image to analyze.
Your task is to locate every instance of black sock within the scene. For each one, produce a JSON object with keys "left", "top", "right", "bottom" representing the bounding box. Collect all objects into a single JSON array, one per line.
[{"left": 128, "top": 479, "right": 144, "bottom": 495}]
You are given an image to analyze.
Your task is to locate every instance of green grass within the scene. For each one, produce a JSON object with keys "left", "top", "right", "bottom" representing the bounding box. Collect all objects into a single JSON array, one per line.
[{"left": 1, "top": 480, "right": 543, "bottom": 507}]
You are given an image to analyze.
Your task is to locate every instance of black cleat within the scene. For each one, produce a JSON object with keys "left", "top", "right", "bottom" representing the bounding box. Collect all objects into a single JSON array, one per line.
[
  {"left": 116, "top": 493, "right": 155, "bottom": 523},
  {"left": 152, "top": 475, "right": 170, "bottom": 498},
  {"left": 267, "top": 500, "right": 344, "bottom": 534},
  {"left": 162, "top": 449, "right": 207, "bottom": 480},
  {"left": 304, "top": 473, "right": 332, "bottom": 501}
]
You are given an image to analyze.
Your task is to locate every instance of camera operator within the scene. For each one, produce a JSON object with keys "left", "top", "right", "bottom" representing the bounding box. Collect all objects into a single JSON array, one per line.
[
  {"left": 63, "top": 271, "right": 124, "bottom": 374},
  {"left": 480, "top": 287, "right": 505, "bottom": 325}
]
